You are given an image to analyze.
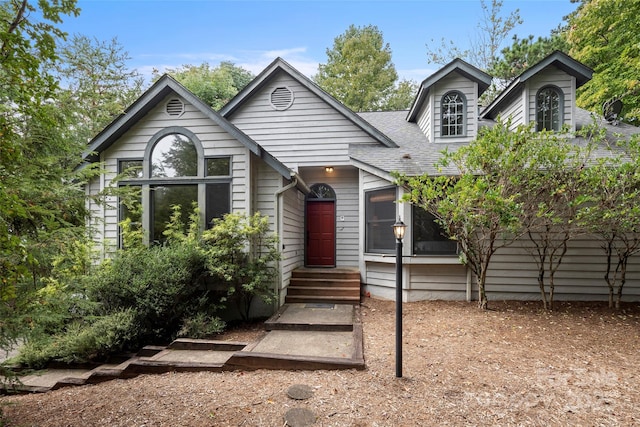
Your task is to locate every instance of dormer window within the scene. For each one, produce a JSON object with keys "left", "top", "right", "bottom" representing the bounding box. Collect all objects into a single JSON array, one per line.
[
  {"left": 441, "top": 91, "right": 466, "bottom": 137},
  {"left": 536, "top": 86, "right": 563, "bottom": 131}
]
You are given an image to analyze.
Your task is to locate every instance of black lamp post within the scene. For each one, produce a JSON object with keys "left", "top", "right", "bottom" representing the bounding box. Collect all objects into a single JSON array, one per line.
[{"left": 392, "top": 218, "right": 407, "bottom": 378}]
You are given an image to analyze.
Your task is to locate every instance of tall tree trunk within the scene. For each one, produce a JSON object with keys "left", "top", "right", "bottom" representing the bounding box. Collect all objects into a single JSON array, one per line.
[
  {"left": 615, "top": 257, "right": 628, "bottom": 311},
  {"left": 546, "top": 239, "right": 568, "bottom": 312},
  {"left": 537, "top": 265, "right": 548, "bottom": 310},
  {"left": 604, "top": 241, "right": 615, "bottom": 309},
  {"left": 477, "top": 262, "right": 489, "bottom": 310}
]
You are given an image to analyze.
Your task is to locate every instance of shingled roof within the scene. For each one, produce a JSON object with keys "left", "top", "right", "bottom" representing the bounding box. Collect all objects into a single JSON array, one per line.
[{"left": 353, "top": 108, "right": 639, "bottom": 178}]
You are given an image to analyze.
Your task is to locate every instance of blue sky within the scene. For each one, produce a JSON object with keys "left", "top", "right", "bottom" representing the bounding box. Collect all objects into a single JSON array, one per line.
[{"left": 58, "top": 0, "right": 578, "bottom": 84}]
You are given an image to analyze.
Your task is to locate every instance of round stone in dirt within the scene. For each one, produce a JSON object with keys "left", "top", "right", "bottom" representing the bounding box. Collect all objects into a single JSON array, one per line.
[
  {"left": 284, "top": 407, "right": 315, "bottom": 426},
  {"left": 287, "top": 384, "right": 314, "bottom": 400}
]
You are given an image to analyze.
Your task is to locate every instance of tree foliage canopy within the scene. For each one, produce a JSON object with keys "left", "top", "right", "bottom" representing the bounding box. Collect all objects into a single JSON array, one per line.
[
  {"left": 567, "top": 0, "right": 640, "bottom": 124},
  {"left": 579, "top": 132, "right": 640, "bottom": 309},
  {"left": 398, "top": 120, "right": 531, "bottom": 309},
  {"left": 488, "top": 32, "right": 569, "bottom": 84},
  {"left": 158, "top": 61, "right": 254, "bottom": 110},
  {"left": 51, "top": 34, "right": 144, "bottom": 143},
  {"left": 314, "top": 24, "right": 405, "bottom": 112},
  {"left": 0, "top": 1, "right": 148, "bottom": 367},
  {"left": 1, "top": 0, "right": 84, "bottom": 287},
  {"left": 0, "top": 0, "right": 83, "bottom": 367}
]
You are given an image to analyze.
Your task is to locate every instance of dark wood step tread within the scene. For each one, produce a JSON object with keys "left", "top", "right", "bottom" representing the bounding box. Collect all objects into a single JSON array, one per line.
[
  {"left": 291, "top": 277, "right": 360, "bottom": 283},
  {"left": 285, "top": 295, "right": 360, "bottom": 302},
  {"left": 288, "top": 285, "right": 360, "bottom": 290}
]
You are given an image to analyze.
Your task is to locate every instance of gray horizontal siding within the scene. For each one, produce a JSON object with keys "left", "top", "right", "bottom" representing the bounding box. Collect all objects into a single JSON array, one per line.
[
  {"left": 280, "top": 185, "right": 305, "bottom": 304},
  {"left": 363, "top": 262, "right": 397, "bottom": 300},
  {"left": 362, "top": 170, "right": 392, "bottom": 191},
  {"left": 482, "top": 235, "right": 640, "bottom": 301},
  {"left": 254, "top": 158, "right": 280, "bottom": 228},
  {"left": 500, "top": 92, "right": 526, "bottom": 130},
  {"left": 363, "top": 232, "right": 640, "bottom": 303},
  {"left": 415, "top": 97, "right": 432, "bottom": 140},
  {"left": 228, "top": 71, "right": 380, "bottom": 168}
]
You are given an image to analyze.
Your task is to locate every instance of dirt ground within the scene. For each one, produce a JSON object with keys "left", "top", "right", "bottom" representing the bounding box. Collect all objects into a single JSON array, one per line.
[{"left": 2, "top": 297, "right": 640, "bottom": 426}]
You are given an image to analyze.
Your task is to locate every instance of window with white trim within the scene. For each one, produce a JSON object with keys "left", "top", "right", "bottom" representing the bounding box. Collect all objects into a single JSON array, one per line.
[
  {"left": 441, "top": 91, "right": 466, "bottom": 137},
  {"left": 536, "top": 86, "right": 563, "bottom": 131},
  {"left": 365, "top": 187, "right": 396, "bottom": 253}
]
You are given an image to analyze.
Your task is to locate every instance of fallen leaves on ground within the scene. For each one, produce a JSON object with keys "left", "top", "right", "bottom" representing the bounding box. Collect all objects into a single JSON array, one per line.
[{"left": 2, "top": 298, "right": 640, "bottom": 426}]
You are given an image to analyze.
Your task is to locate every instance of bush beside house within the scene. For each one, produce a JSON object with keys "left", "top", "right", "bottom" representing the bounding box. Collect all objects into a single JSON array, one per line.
[{"left": 13, "top": 211, "right": 278, "bottom": 369}]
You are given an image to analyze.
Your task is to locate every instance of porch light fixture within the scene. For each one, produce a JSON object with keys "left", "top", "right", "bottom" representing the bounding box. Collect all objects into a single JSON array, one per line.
[
  {"left": 392, "top": 218, "right": 407, "bottom": 378},
  {"left": 325, "top": 167, "right": 334, "bottom": 173}
]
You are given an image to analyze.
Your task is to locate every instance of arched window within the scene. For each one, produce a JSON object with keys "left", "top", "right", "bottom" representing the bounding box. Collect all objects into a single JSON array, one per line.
[
  {"left": 307, "top": 183, "right": 336, "bottom": 200},
  {"left": 441, "top": 91, "right": 466, "bottom": 137},
  {"left": 118, "top": 127, "right": 231, "bottom": 246},
  {"left": 150, "top": 133, "right": 197, "bottom": 177},
  {"left": 536, "top": 86, "right": 563, "bottom": 131}
]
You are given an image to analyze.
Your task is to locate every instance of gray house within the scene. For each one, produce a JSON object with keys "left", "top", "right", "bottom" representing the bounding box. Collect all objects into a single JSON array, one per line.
[{"left": 84, "top": 51, "right": 640, "bottom": 308}]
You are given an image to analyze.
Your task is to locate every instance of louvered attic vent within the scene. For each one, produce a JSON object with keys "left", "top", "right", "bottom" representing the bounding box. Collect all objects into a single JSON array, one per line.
[
  {"left": 166, "top": 98, "right": 185, "bottom": 117},
  {"left": 270, "top": 86, "right": 294, "bottom": 111}
]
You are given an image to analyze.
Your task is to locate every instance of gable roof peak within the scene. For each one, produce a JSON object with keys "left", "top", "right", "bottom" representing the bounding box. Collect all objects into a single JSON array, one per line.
[
  {"left": 83, "top": 69, "right": 293, "bottom": 179},
  {"left": 481, "top": 51, "right": 593, "bottom": 119},
  {"left": 219, "top": 56, "right": 398, "bottom": 148},
  {"left": 407, "top": 58, "right": 492, "bottom": 122}
]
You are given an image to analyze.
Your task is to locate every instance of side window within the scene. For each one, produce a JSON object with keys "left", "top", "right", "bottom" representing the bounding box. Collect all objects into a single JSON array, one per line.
[
  {"left": 118, "top": 159, "right": 143, "bottom": 179},
  {"left": 412, "top": 207, "right": 457, "bottom": 255},
  {"left": 117, "top": 160, "right": 142, "bottom": 248},
  {"left": 205, "top": 183, "right": 230, "bottom": 227},
  {"left": 441, "top": 91, "right": 466, "bottom": 137},
  {"left": 365, "top": 187, "right": 396, "bottom": 253},
  {"left": 536, "top": 86, "right": 563, "bottom": 131},
  {"left": 206, "top": 157, "right": 231, "bottom": 176}
]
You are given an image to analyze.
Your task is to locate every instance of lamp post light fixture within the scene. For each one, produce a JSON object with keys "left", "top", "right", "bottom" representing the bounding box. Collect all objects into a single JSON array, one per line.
[{"left": 392, "top": 218, "right": 407, "bottom": 378}]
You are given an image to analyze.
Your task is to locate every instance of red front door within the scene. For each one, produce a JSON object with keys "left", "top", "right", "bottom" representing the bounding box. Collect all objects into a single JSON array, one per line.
[{"left": 306, "top": 201, "right": 335, "bottom": 266}]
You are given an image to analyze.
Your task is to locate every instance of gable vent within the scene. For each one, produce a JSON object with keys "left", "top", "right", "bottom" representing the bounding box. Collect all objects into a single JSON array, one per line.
[
  {"left": 270, "top": 86, "right": 294, "bottom": 111},
  {"left": 166, "top": 98, "right": 185, "bottom": 117}
]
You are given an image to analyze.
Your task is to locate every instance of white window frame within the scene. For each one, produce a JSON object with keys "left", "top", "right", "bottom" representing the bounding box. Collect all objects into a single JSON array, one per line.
[
  {"left": 536, "top": 85, "right": 564, "bottom": 131},
  {"left": 441, "top": 91, "right": 467, "bottom": 137}
]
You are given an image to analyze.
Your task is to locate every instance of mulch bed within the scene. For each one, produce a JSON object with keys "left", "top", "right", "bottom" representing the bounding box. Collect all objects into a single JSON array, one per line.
[{"left": 2, "top": 297, "right": 639, "bottom": 426}]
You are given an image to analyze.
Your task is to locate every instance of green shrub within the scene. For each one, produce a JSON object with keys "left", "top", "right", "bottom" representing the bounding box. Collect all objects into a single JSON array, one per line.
[
  {"left": 14, "top": 206, "right": 281, "bottom": 368},
  {"left": 55, "top": 309, "right": 138, "bottom": 363},
  {"left": 17, "top": 309, "right": 138, "bottom": 368},
  {"left": 88, "top": 241, "right": 209, "bottom": 348},
  {"left": 202, "top": 213, "right": 279, "bottom": 320},
  {"left": 178, "top": 313, "right": 226, "bottom": 339}
]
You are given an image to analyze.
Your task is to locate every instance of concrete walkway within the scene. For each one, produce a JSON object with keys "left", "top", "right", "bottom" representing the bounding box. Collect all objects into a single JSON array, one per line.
[{"left": 2, "top": 303, "right": 364, "bottom": 394}]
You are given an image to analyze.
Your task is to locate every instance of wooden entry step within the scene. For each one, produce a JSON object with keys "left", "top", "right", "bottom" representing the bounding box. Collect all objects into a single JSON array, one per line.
[{"left": 285, "top": 268, "right": 361, "bottom": 305}]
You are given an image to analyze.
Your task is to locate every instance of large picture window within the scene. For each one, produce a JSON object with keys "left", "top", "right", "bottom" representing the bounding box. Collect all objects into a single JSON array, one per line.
[
  {"left": 412, "top": 207, "right": 457, "bottom": 255},
  {"left": 365, "top": 187, "right": 397, "bottom": 253},
  {"left": 151, "top": 185, "right": 198, "bottom": 243},
  {"left": 117, "top": 127, "right": 232, "bottom": 246},
  {"left": 441, "top": 91, "right": 466, "bottom": 137},
  {"left": 536, "top": 86, "right": 563, "bottom": 131}
]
